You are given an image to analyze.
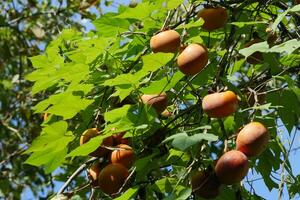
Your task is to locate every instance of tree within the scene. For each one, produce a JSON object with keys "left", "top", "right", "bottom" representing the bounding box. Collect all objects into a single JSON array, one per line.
[
  {"left": 0, "top": 0, "right": 106, "bottom": 198},
  {"left": 16, "top": 0, "right": 300, "bottom": 199}
]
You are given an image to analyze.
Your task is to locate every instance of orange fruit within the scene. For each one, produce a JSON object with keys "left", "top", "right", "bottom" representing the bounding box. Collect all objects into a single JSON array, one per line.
[{"left": 197, "top": 7, "right": 228, "bottom": 31}]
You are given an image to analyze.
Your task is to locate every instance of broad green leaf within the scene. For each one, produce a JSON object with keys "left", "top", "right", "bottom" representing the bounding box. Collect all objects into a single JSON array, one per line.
[
  {"left": 166, "top": 0, "right": 184, "bottom": 10},
  {"left": 34, "top": 92, "right": 94, "bottom": 120},
  {"left": 163, "top": 132, "right": 218, "bottom": 151},
  {"left": 104, "top": 105, "right": 132, "bottom": 123},
  {"left": 140, "top": 53, "right": 174, "bottom": 74},
  {"left": 93, "top": 13, "right": 131, "bottom": 37},
  {"left": 115, "top": 187, "right": 139, "bottom": 200},
  {"left": 24, "top": 121, "right": 74, "bottom": 173},
  {"left": 66, "top": 134, "right": 106, "bottom": 157},
  {"left": 239, "top": 39, "right": 300, "bottom": 58},
  {"left": 280, "top": 54, "right": 300, "bottom": 67},
  {"left": 115, "top": 2, "right": 156, "bottom": 20},
  {"left": 140, "top": 71, "right": 184, "bottom": 94},
  {"left": 178, "top": 19, "right": 204, "bottom": 29}
]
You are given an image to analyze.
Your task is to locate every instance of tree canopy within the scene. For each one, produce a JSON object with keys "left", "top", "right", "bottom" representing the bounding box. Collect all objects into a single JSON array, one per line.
[{"left": 1, "top": 0, "right": 300, "bottom": 199}]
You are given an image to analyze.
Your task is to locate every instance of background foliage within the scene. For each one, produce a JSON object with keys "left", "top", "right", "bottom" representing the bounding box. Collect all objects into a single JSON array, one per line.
[{"left": 1, "top": 0, "right": 300, "bottom": 199}]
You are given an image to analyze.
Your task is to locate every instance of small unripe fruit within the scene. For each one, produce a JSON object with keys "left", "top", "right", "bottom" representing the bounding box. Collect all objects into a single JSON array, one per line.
[
  {"left": 150, "top": 30, "right": 181, "bottom": 53},
  {"left": 80, "top": 128, "right": 113, "bottom": 157},
  {"left": 141, "top": 93, "right": 168, "bottom": 113},
  {"left": 244, "top": 39, "right": 263, "bottom": 64},
  {"left": 236, "top": 122, "right": 269, "bottom": 157},
  {"left": 111, "top": 144, "right": 135, "bottom": 169},
  {"left": 202, "top": 91, "right": 238, "bottom": 118},
  {"left": 197, "top": 7, "right": 228, "bottom": 31},
  {"left": 177, "top": 44, "right": 208, "bottom": 76},
  {"left": 129, "top": 0, "right": 137, "bottom": 8},
  {"left": 215, "top": 150, "right": 249, "bottom": 185},
  {"left": 98, "top": 163, "right": 129, "bottom": 195},
  {"left": 191, "top": 170, "right": 221, "bottom": 198}
]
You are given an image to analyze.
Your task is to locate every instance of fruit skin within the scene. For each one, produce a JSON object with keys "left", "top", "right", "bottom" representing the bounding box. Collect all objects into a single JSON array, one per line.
[
  {"left": 202, "top": 91, "right": 238, "bottom": 118},
  {"left": 296, "top": 0, "right": 300, "bottom": 4},
  {"left": 88, "top": 162, "right": 102, "bottom": 185},
  {"left": 236, "top": 122, "right": 269, "bottom": 157},
  {"left": 191, "top": 170, "right": 221, "bottom": 198},
  {"left": 177, "top": 43, "right": 208, "bottom": 76},
  {"left": 215, "top": 150, "right": 249, "bottom": 185},
  {"left": 80, "top": 128, "right": 113, "bottom": 157},
  {"left": 141, "top": 93, "right": 168, "bottom": 113},
  {"left": 98, "top": 163, "right": 129, "bottom": 195},
  {"left": 244, "top": 39, "right": 263, "bottom": 64},
  {"left": 111, "top": 144, "right": 135, "bottom": 169},
  {"left": 197, "top": 7, "right": 228, "bottom": 31},
  {"left": 150, "top": 30, "right": 181, "bottom": 53}
]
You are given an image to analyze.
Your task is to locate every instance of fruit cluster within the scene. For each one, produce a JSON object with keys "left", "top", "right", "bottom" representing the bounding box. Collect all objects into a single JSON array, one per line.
[
  {"left": 192, "top": 121, "right": 269, "bottom": 198},
  {"left": 80, "top": 129, "right": 135, "bottom": 196},
  {"left": 146, "top": 6, "right": 270, "bottom": 199},
  {"left": 81, "top": 5, "right": 271, "bottom": 198}
]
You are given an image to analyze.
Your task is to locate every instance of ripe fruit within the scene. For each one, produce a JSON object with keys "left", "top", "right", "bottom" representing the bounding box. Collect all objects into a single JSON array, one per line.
[
  {"left": 88, "top": 162, "right": 102, "bottom": 185},
  {"left": 191, "top": 170, "right": 221, "bottom": 198},
  {"left": 197, "top": 7, "right": 228, "bottom": 31},
  {"left": 236, "top": 122, "right": 269, "bottom": 157},
  {"left": 202, "top": 91, "right": 238, "bottom": 118},
  {"left": 113, "top": 132, "right": 129, "bottom": 145},
  {"left": 98, "top": 163, "right": 129, "bottom": 195},
  {"left": 150, "top": 30, "right": 181, "bottom": 53},
  {"left": 80, "top": 128, "right": 113, "bottom": 157},
  {"left": 215, "top": 150, "right": 249, "bottom": 185},
  {"left": 177, "top": 44, "right": 208, "bottom": 75},
  {"left": 295, "top": 0, "right": 300, "bottom": 4},
  {"left": 111, "top": 144, "right": 135, "bottom": 169},
  {"left": 244, "top": 39, "right": 263, "bottom": 64},
  {"left": 141, "top": 93, "right": 168, "bottom": 113}
]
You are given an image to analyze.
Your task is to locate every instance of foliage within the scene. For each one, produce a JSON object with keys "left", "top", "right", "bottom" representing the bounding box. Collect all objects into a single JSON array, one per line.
[{"left": 3, "top": 0, "right": 300, "bottom": 199}]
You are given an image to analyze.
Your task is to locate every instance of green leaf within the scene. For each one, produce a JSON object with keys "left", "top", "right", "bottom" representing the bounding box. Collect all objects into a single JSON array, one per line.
[
  {"left": 34, "top": 92, "right": 94, "bottom": 120},
  {"left": 166, "top": 0, "right": 184, "bottom": 10},
  {"left": 115, "top": 187, "right": 139, "bottom": 200},
  {"left": 115, "top": 2, "right": 156, "bottom": 20},
  {"left": 140, "top": 53, "right": 174, "bottom": 74},
  {"left": 93, "top": 13, "right": 131, "bottom": 37},
  {"left": 177, "top": 19, "right": 204, "bottom": 29},
  {"left": 140, "top": 71, "right": 184, "bottom": 94},
  {"left": 280, "top": 54, "right": 300, "bottom": 68},
  {"left": 24, "top": 122, "right": 74, "bottom": 173},
  {"left": 163, "top": 132, "right": 218, "bottom": 151},
  {"left": 231, "top": 21, "right": 267, "bottom": 28},
  {"left": 66, "top": 134, "right": 106, "bottom": 157}
]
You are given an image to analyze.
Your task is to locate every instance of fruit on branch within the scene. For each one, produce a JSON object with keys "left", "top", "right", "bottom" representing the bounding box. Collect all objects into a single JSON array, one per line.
[
  {"left": 244, "top": 39, "right": 263, "bottom": 64},
  {"left": 215, "top": 150, "right": 249, "bottom": 185},
  {"left": 266, "top": 28, "right": 278, "bottom": 45},
  {"left": 236, "top": 122, "right": 269, "bottom": 157},
  {"left": 150, "top": 30, "right": 181, "bottom": 53},
  {"left": 141, "top": 93, "right": 168, "bottom": 113},
  {"left": 197, "top": 7, "right": 228, "bottom": 31},
  {"left": 111, "top": 144, "right": 135, "bottom": 169},
  {"left": 80, "top": 128, "right": 113, "bottom": 157},
  {"left": 113, "top": 132, "right": 129, "bottom": 145},
  {"left": 295, "top": 0, "right": 300, "bottom": 4},
  {"left": 88, "top": 162, "right": 102, "bottom": 185},
  {"left": 177, "top": 43, "right": 208, "bottom": 75},
  {"left": 202, "top": 91, "right": 238, "bottom": 118},
  {"left": 191, "top": 170, "right": 221, "bottom": 198},
  {"left": 98, "top": 163, "right": 129, "bottom": 195}
]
